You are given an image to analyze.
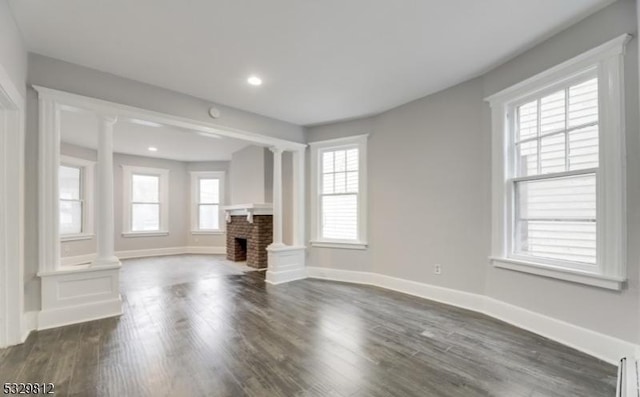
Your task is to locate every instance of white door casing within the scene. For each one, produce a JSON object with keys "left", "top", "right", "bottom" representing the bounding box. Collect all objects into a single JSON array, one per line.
[{"left": 0, "top": 63, "right": 25, "bottom": 348}]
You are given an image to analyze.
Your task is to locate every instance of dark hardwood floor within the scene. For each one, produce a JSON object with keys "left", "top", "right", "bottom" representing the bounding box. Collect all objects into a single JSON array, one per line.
[{"left": 0, "top": 255, "right": 617, "bottom": 396}]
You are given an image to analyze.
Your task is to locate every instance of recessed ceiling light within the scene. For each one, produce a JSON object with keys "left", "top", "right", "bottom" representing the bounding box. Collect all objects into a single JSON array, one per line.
[
  {"left": 247, "top": 76, "right": 262, "bottom": 86},
  {"left": 148, "top": 147, "right": 158, "bottom": 152}
]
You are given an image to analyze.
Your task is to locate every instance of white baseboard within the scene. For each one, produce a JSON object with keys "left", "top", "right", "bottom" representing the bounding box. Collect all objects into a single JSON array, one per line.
[
  {"left": 483, "top": 297, "right": 637, "bottom": 366},
  {"left": 21, "top": 311, "right": 38, "bottom": 342},
  {"left": 266, "top": 268, "right": 307, "bottom": 285},
  {"left": 306, "top": 266, "right": 638, "bottom": 365},
  {"left": 116, "top": 246, "right": 188, "bottom": 260},
  {"left": 185, "top": 246, "right": 226, "bottom": 255},
  {"left": 38, "top": 297, "right": 123, "bottom": 330},
  {"left": 373, "top": 273, "right": 486, "bottom": 313},
  {"left": 61, "top": 246, "right": 227, "bottom": 265}
]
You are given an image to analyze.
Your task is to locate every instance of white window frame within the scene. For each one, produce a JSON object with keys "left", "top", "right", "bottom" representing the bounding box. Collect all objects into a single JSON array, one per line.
[
  {"left": 309, "top": 134, "right": 368, "bottom": 250},
  {"left": 486, "top": 34, "right": 630, "bottom": 290},
  {"left": 122, "top": 165, "right": 169, "bottom": 237},
  {"left": 190, "top": 171, "right": 225, "bottom": 234},
  {"left": 59, "top": 155, "right": 95, "bottom": 241}
]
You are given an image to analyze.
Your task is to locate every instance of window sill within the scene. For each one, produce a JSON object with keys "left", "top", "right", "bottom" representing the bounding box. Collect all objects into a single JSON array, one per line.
[
  {"left": 310, "top": 240, "right": 368, "bottom": 250},
  {"left": 60, "top": 233, "right": 94, "bottom": 242},
  {"left": 122, "top": 231, "right": 169, "bottom": 238},
  {"left": 490, "top": 257, "right": 625, "bottom": 291},
  {"left": 191, "top": 230, "right": 225, "bottom": 235}
]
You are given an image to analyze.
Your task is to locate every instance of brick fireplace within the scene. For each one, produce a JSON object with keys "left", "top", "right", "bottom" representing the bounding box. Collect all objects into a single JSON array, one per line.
[{"left": 224, "top": 204, "right": 273, "bottom": 268}]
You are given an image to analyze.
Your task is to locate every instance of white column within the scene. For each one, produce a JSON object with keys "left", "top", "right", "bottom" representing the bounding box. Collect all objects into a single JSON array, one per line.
[
  {"left": 269, "top": 147, "right": 285, "bottom": 248},
  {"left": 93, "top": 115, "right": 119, "bottom": 266},
  {"left": 292, "top": 149, "right": 305, "bottom": 247},
  {"left": 38, "top": 97, "right": 61, "bottom": 273}
]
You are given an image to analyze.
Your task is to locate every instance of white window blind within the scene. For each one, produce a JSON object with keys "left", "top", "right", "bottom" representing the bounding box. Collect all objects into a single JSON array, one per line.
[
  {"left": 513, "top": 77, "right": 598, "bottom": 266},
  {"left": 198, "top": 178, "right": 220, "bottom": 230},
  {"left": 59, "top": 165, "right": 83, "bottom": 235},
  {"left": 320, "top": 148, "right": 359, "bottom": 240},
  {"left": 131, "top": 174, "right": 160, "bottom": 231}
]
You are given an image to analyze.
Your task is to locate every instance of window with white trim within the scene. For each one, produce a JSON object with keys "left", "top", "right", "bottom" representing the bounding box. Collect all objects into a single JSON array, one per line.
[
  {"left": 513, "top": 77, "right": 599, "bottom": 267},
  {"left": 122, "top": 165, "right": 169, "bottom": 236},
  {"left": 310, "top": 135, "right": 368, "bottom": 249},
  {"left": 487, "top": 35, "right": 629, "bottom": 290},
  {"left": 190, "top": 171, "right": 225, "bottom": 233},
  {"left": 59, "top": 156, "right": 94, "bottom": 240}
]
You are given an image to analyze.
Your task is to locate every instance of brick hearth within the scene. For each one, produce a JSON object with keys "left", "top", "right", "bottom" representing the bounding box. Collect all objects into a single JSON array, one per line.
[{"left": 226, "top": 215, "right": 273, "bottom": 268}]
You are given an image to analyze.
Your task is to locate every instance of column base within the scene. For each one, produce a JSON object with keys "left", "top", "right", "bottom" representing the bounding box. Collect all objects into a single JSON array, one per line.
[
  {"left": 37, "top": 263, "right": 122, "bottom": 330},
  {"left": 265, "top": 245, "right": 306, "bottom": 285}
]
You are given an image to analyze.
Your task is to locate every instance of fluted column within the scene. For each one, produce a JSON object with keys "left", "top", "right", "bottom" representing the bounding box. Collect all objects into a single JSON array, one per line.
[
  {"left": 93, "top": 115, "right": 119, "bottom": 266},
  {"left": 269, "top": 147, "right": 285, "bottom": 248}
]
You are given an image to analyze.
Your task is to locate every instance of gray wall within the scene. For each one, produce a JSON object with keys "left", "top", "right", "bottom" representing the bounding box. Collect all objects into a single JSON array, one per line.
[
  {"left": 481, "top": 0, "right": 639, "bottom": 344},
  {"left": 307, "top": 0, "right": 639, "bottom": 343},
  {"left": 0, "top": 0, "right": 26, "bottom": 98},
  {"left": 307, "top": 78, "right": 488, "bottom": 292},
  {"left": 229, "top": 145, "right": 270, "bottom": 204}
]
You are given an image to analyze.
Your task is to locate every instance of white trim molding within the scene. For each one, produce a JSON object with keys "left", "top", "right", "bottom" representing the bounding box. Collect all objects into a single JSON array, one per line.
[
  {"left": 61, "top": 246, "right": 227, "bottom": 266},
  {"left": 491, "top": 256, "right": 625, "bottom": 290},
  {"left": 0, "top": 63, "right": 26, "bottom": 348},
  {"left": 307, "top": 267, "right": 638, "bottom": 365},
  {"left": 38, "top": 264, "right": 122, "bottom": 330},
  {"left": 121, "top": 165, "right": 170, "bottom": 236},
  {"left": 266, "top": 246, "right": 307, "bottom": 284},
  {"left": 223, "top": 203, "right": 273, "bottom": 224},
  {"left": 190, "top": 171, "right": 225, "bottom": 233},
  {"left": 309, "top": 241, "right": 368, "bottom": 250},
  {"left": 309, "top": 134, "right": 369, "bottom": 249},
  {"left": 485, "top": 34, "right": 630, "bottom": 289},
  {"left": 32, "top": 85, "right": 306, "bottom": 151}
]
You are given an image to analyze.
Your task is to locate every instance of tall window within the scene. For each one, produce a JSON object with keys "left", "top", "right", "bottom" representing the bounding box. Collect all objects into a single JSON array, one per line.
[
  {"left": 59, "top": 165, "right": 83, "bottom": 235},
  {"left": 487, "top": 35, "right": 628, "bottom": 290},
  {"left": 191, "top": 171, "right": 225, "bottom": 233},
  {"left": 122, "top": 166, "right": 169, "bottom": 236},
  {"left": 321, "top": 148, "right": 359, "bottom": 240},
  {"left": 131, "top": 174, "right": 161, "bottom": 231},
  {"left": 59, "top": 156, "right": 94, "bottom": 240},
  {"left": 513, "top": 77, "right": 598, "bottom": 267},
  {"left": 310, "top": 135, "right": 367, "bottom": 249}
]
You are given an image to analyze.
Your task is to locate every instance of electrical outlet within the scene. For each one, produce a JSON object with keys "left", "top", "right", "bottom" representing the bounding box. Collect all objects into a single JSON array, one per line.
[
  {"left": 434, "top": 264, "right": 442, "bottom": 275},
  {"left": 64, "top": 246, "right": 70, "bottom": 254},
  {"left": 194, "top": 237, "right": 199, "bottom": 243}
]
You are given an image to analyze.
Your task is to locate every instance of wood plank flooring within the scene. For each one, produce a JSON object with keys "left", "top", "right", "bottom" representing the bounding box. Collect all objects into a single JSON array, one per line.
[{"left": 0, "top": 255, "right": 617, "bottom": 396}]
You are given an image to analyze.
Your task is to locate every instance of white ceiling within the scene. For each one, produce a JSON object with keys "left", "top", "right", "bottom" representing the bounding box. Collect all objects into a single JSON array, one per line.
[
  {"left": 61, "top": 110, "right": 250, "bottom": 162},
  {"left": 11, "top": 0, "right": 612, "bottom": 126}
]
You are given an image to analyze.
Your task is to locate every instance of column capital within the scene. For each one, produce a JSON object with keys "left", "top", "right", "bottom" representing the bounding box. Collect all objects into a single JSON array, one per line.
[
  {"left": 98, "top": 114, "right": 118, "bottom": 125},
  {"left": 269, "top": 146, "right": 284, "bottom": 155}
]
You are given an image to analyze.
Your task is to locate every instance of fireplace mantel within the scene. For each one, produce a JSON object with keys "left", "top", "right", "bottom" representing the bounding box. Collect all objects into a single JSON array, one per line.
[{"left": 223, "top": 203, "right": 273, "bottom": 224}]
